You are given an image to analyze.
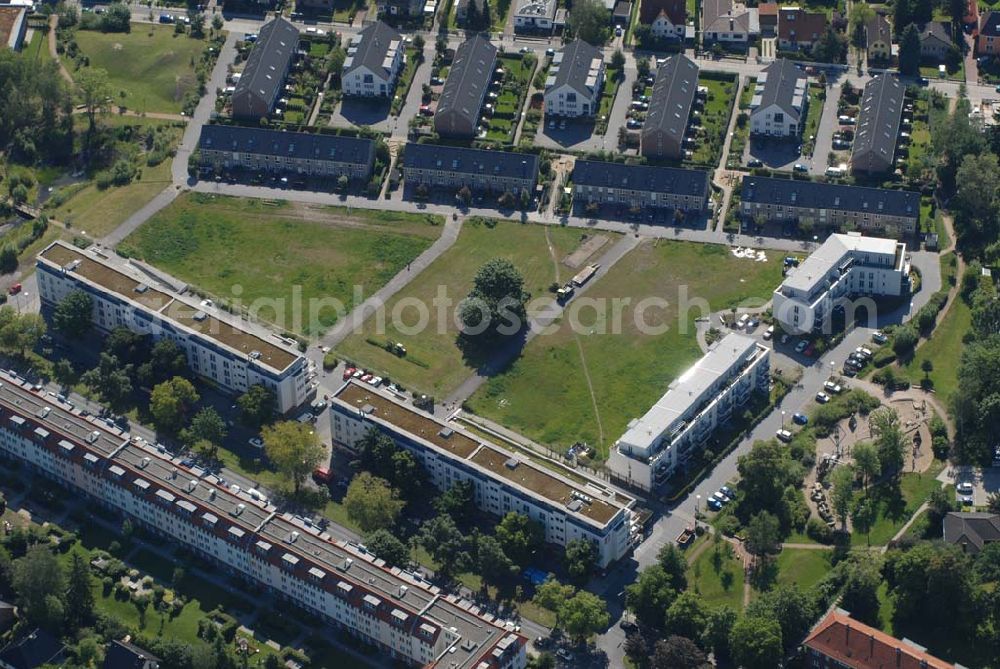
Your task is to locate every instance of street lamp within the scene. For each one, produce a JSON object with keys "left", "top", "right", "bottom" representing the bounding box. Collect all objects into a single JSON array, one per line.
[
  {"left": 781, "top": 410, "right": 786, "bottom": 426},
  {"left": 695, "top": 494, "right": 701, "bottom": 519}
]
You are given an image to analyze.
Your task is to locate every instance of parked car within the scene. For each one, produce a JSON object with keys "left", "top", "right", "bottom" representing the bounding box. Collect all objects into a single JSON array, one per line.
[
  {"left": 776, "top": 429, "right": 793, "bottom": 443},
  {"left": 248, "top": 437, "right": 264, "bottom": 449},
  {"left": 747, "top": 158, "right": 763, "bottom": 168},
  {"left": 159, "top": 13, "right": 174, "bottom": 23},
  {"left": 793, "top": 163, "right": 808, "bottom": 173},
  {"left": 792, "top": 413, "right": 809, "bottom": 425},
  {"left": 815, "top": 391, "right": 830, "bottom": 403},
  {"left": 763, "top": 325, "right": 775, "bottom": 340},
  {"left": 556, "top": 649, "right": 573, "bottom": 662},
  {"left": 707, "top": 498, "right": 723, "bottom": 511},
  {"left": 720, "top": 485, "right": 735, "bottom": 498},
  {"left": 959, "top": 495, "right": 974, "bottom": 506},
  {"left": 794, "top": 340, "right": 808, "bottom": 353},
  {"left": 957, "top": 482, "right": 974, "bottom": 495},
  {"left": 838, "top": 115, "right": 856, "bottom": 124},
  {"left": 872, "top": 330, "right": 888, "bottom": 344},
  {"left": 824, "top": 380, "right": 843, "bottom": 394},
  {"left": 8, "top": 283, "right": 21, "bottom": 295}
]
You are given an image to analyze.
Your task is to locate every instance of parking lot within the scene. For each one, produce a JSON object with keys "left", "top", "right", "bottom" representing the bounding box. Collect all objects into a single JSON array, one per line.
[{"left": 950, "top": 465, "right": 1000, "bottom": 507}]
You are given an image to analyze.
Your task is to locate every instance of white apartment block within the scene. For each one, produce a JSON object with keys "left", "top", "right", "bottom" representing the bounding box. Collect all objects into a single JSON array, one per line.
[
  {"left": 36, "top": 242, "right": 309, "bottom": 414},
  {"left": 544, "top": 39, "right": 605, "bottom": 118},
  {"left": 0, "top": 370, "right": 526, "bottom": 669},
  {"left": 342, "top": 21, "right": 404, "bottom": 98},
  {"left": 608, "top": 334, "right": 771, "bottom": 493},
  {"left": 772, "top": 233, "right": 909, "bottom": 334},
  {"left": 330, "top": 381, "right": 638, "bottom": 567}
]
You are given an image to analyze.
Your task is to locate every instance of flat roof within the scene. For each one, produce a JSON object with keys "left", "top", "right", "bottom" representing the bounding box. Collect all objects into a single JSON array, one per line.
[
  {"left": 619, "top": 333, "right": 763, "bottom": 451},
  {"left": 38, "top": 242, "right": 299, "bottom": 374},
  {"left": 0, "top": 369, "right": 520, "bottom": 669},
  {"left": 780, "top": 233, "right": 901, "bottom": 294},
  {"left": 335, "top": 382, "right": 630, "bottom": 527}
]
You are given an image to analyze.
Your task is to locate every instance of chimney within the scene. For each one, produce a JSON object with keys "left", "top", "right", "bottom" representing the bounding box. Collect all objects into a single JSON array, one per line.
[
  {"left": 896, "top": 647, "right": 902, "bottom": 667},
  {"left": 845, "top": 623, "right": 850, "bottom": 645},
  {"left": 869, "top": 633, "right": 875, "bottom": 656}
]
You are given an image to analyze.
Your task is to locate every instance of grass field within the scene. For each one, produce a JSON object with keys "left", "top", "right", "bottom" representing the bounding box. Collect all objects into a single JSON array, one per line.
[
  {"left": 118, "top": 193, "right": 443, "bottom": 335},
  {"left": 595, "top": 68, "right": 621, "bottom": 135},
  {"left": 802, "top": 83, "right": 825, "bottom": 156},
  {"left": 688, "top": 540, "right": 745, "bottom": 611},
  {"left": 852, "top": 462, "right": 944, "bottom": 547},
  {"left": 24, "top": 27, "right": 55, "bottom": 66},
  {"left": 336, "top": 219, "right": 595, "bottom": 397},
  {"left": 51, "top": 121, "right": 183, "bottom": 238},
  {"left": 467, "top": 239, "right": 783, "bottom": 457},
  {"left": 66, "top": 26, "right": 208, "bottom": 114},
  {"left": 773, "top": 548, "right": 832, "bottom": 590},
  {"left": 899, "top": 256, "right": 967, "bottom": 401}
]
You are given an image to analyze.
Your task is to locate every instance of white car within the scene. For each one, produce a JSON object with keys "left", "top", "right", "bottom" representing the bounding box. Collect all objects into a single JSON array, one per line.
[
  {"left": 824, "top": 380, "right": 842, "bottom": 394},
  {"left": 763, "top": 325, "right": 775, "bottom": 340},
  {"left": 815, "top": 391, "right": 830, "bottom": 403},
  {"left": 776, "top": 429, "right": 793, "bottom": 443},
  {"left": 794, "top": 340, "right": 808, "bottom": 353},
  {"left": 249, "top": 437, "right": 264, "bottom": 449},
  {"left": 956, "top": 482, "right": 974, "bottom": 495}
]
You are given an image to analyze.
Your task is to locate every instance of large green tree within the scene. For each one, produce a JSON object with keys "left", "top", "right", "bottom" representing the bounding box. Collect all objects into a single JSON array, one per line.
[
  {"left": 365, "top": 529, "right": 410, "bottom": 567},
  {"left": 263, "top": 421, "right": 325, "bottom": 494},
  {"left": 149, "top": 377, "right": 199, "bottom": 435},
  {"left": 566, "top": 0, "right": 610, "bottom": 45},
  {"left": 11, "top": 544, "right": 65, "bottom": 630},
  {"left": 730, "top": 615, "right": 783, "bottom": 669},
  {"left": 495, "top": 512, "right": 543, "bottom": 566},
  {"left": 559, "top": 590, "right": 609, "bottom": 641},
  {"left": 65, "top": 551, "right": 95, "bottom": 632},
  {"left": 898, "top": 24, "right": 922, "bottom": 76},
  {"left": 458, "top": 258, "right": 530, "bottom": 342},
  {"left": 80, "top": 353, "right": 133, "bottom": 410},
  {"left": 344, "top": 472, "right": 405, "bottom": 533},
  {"left": 52, "top": 290, "right": 93, "bottom": 337},
  {"left": 414, "top": 514, "right": 470, "bottom": 581}
]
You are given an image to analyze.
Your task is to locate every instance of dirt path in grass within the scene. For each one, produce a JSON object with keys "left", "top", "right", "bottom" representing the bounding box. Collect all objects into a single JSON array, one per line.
[{"left": 544, "top": 226, "right": 605, "bottom": 448}]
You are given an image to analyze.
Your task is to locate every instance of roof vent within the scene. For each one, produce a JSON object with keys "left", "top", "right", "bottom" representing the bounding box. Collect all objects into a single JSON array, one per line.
[
  {"left": 288, "top": 531, "right": 299, "bottom": 543},
  {"left": 138, "top": 456, "right": 150, "bottom": 469}
]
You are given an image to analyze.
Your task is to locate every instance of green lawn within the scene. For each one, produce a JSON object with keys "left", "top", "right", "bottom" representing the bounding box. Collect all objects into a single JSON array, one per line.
[
  {"left": 802, "top": 83, "right": 825, "bottom": 156},
  {"left": 467, "top": 239, "right": 784, "bottom": 457},
  {"left": 51, "top": 121, "right": 183, "bottom": 238},
  {"left": 687, "top": 540, "right": 745, "bottom": 611},
  {"left": 118, "top": 193, "right": 443, "bottom": 336},
  {"left": 24, "top": 27, "right": 55, "bottom": 66},
  {"left": 66, "top": 26, "right": 209, "bottom": 114},
  {"left": 852, "top": 462, "right": 945, "bottom": 547},
  {"left": 898, "top": 257, "right": 968, "bottom": 401},
  {"left": 773, "top": 548, "right": 832, "bottom": 590},
  {"left": 336, "top": 219, "right": 595, "bottom": 397},
  {"left": 482, "top": 55, "right": 534, "bottom": 144},
  {"left": 689, "top": 75, "right": 737, "bottom": 167},
  {"left": 919, "top": 62, "right": 964, "bottom": 82},
  {"left": 595, "top": 68, "right": 621, "bottom": 135}
]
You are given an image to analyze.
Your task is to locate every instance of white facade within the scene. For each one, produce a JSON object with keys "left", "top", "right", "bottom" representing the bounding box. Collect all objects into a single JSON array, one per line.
[
  {"left": 330, "top": 381, "right": 636, "bottom": 567},
  {"left": 543, "top": 44, "right": 605, "bottom": 118},
  {"left": 750, "top": 102, "right": 800, "bottom": 136},
  {"left": 35, "top": 242, "right": 309, "bottom": 414},
  {"left": 772, "top": 233, "right": 908, "bottom": 334},
  {"left": 341, "top": 62, "right": 400, "bottom": 97},
  {"left": 513, "top": 0, "right": 557, "bottom": 31},
  {"left": 0, "top": 370, "right": 526, "bottom": 669},
  {"left": 651, "top": 14, "right": 686, "bottom": 39},
  {"left": 608, "top": 334, "right": 771, "bottom": 492},
  {"left": 544, "top": 82, "right": 602, "bottom": 117},
  {"left": 341, "top": 28, "right": 404, "bottom": 98}
]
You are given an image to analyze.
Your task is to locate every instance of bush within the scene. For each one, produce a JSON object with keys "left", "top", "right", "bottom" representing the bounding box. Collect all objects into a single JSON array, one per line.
[
  {"left": 872, "top": 348, "right": 896, "bottom": 367},
  {"left": 806, "top": 517, "right": 833, "bottom": 544}
]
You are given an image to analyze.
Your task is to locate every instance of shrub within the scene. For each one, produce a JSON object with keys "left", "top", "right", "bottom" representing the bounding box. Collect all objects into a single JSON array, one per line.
[{"left": 806, "top": 517, "right": 833, "bottom": 544}]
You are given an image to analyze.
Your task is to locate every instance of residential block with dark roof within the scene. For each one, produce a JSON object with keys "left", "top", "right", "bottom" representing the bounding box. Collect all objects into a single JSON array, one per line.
[
  {"left": 434, "top": 35, "right": 497, "bottom": 138},
  {"left": 342, "top": 21, "right": 404, "bottom": 98},
  {"left": 866, "top": 12, "right": 892, "bottom": 61},
  {"left": 851, "top": 74, "right": 904, "bottom": 175},
  {"left": 0, "top": 629, "right": 65, "bottom": 669},
  {"left": 740, "top": 176, "right": 919, "bottom": 236},
  {"left": 944, "top": 512, "right": 1000, "bottom": 555},
  {"left": 919, "top": 21, "right": 953, "bottom": 60},
  {"left": 402, "top": 143, "right": 539, "bottom": 195},
  {"left": 749, "top": 58, "right": 807, "bottom": 137},
  {"left": 641, "top": 54, "right": 699, "bottom": 159},
  {"left": 804, "top": 609, "right": 962, "bottom": 669},
  {"left": 198, "top": 125, "right": 376, "bottom": 180},
  {"left": 572, "top": 160, "right": 710, "bottom": 211},
  {"left": 231, "top": 17, "right": 299, "bottom": 121},
  {"left": 640, "top": 0, "right": 687, "bottom": 40},
  {"left": 103, "top": 640, "right": 160, "bottom": 669},
  {"left": 544, "top": 39, "right": 605, "bottom": 118},
  {"left": 978, "top": 10, "right": 1000, "bottom": 57},
  {"left": 777, "top": 6, "right": 828, "bottom": 50}
]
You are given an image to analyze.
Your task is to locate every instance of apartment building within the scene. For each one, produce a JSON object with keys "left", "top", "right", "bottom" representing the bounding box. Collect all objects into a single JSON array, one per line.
[
  {"left": 608, "top": 334, "right": 770, "bottom": 492},
  {"left": 804, "top": 609, "right": 961, "bottom": 669},
  {"left": 978, "top": 11, "right": 1000, "bottom": 57},
  {"left": 513, "top": 0, "right": 558, "bottom": 32},
  {"left": 749, "top": 58, "right": 807, "bottom": 137},
  {"left": 434, "top": 35, "right": 498, "bottom": 138},
  {"left": 850, "top": 74, "right": 904, "bottom": 175},
  {"left": 330, "top": 381, "right": 637, "bottom": 567},
  {"left": 35, "top": 241, "right": 310, "bottom": 414},
  {"left": 402, "top": 143, "right": 539, "bottom": 195},
  {"left": 641, "top": 54, "right": 699, "bottom": 159},
  {"left": 198, "top": 125, "right": 376, "bottom": 180},
  {"left": 342, "top": 21, "right": 404, "bottom": 98},
  {"left": 866, "top": 12, "right": 892, "bottom": 61},
  {"left": 771, "top": 232, "right": 909, "bottom": 334},
  {"left": 0, "top": 371, "right": 526, "bottom": 669},
  {"left": 701, "top": 0, "right": 756, "bottom": 44},
  {"left": 776, "top": 7, "right": 827, "bottom": 51},
  {"left": 544, "top": 39, "right": 605, "bottom": 118},
  {"left": 740, "top": 176, "right": 919, "bottom": 236},
  {"left": 572, "top": 160, "right": 710, "bottom": 212},
  {"left": 231, "top": 17, "right": 299, "bottom": 121}
]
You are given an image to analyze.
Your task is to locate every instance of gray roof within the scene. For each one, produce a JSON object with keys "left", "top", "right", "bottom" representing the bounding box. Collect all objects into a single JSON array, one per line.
[
  {"left": 851, "top": 74, "right": 904, "bottom": 172},
  {"left": 574, "top": 160, "right": 710, "bottom": 196},
  {"left": 233, "top": 17, "right": 299, "bottom": 109},
  {"left": 944, "top": 512, "right": 1000, "bottom": 552},
  {"left": 981, "top": 10, "right": 1000, "bottom": 37},
  {"left": 549, "top": 39, "right": 603, "bottom": 96},
  {"left": 515, "top": 0, "right": 557, "bottom": 20},
  {"left": 344, "top": 21, "right": 402, "bottom": 77},
  {"left": 436, "top": 36, "right": 498, "bottom": 128},
  {"left": 741, "top": 176, "right": 919, "bottom": 219},
  {"left": 752, "top": 58, "right": 806, "bottom": 121},
  {"left": 865, "top": 12, "right": 891, "bottom": 44},
  {"left": 403, "top": 142, "right": 539, "bottom": 181},
  {"left": 199, "top": 125, "right": 375, "bottom": 166},
  {"left": 643, "top": 54, "right": 699, "bottom": 144},
  {"left": 920, "top": 21, "right": 951, "bottom": 45},
  {"left": 703, "top": 0, "right": 751, "bottom": 33}
]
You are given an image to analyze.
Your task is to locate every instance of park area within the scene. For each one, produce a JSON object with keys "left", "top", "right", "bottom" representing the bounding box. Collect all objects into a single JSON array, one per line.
[
  {"left": 336, "top": 219, "right": 600, "bottom": 397},
  {"left": 117, "top": 194, "right": 443, "bottom": 336},
  {"left": 467, "top": 240, "right": 784, "bottom": 457},
  {"left": 62, "top": 25, "right": 211, "bottom": 114}
]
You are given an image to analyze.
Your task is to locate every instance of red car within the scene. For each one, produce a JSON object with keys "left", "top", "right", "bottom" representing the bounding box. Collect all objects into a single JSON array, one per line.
[
  {"left": 342, "top": 366, "right": 356, "bottom": 381},
  {"left": 8, "top": 283, "right": 21, "bottom": 296},
  {"left": 312, "top": 467, "right": 333, "bottom": 484}
]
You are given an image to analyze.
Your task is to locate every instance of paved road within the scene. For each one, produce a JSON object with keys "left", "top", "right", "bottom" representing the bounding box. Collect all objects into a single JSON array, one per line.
[{"left": 809, "top": 80, "right": 842, "bottom": 175}]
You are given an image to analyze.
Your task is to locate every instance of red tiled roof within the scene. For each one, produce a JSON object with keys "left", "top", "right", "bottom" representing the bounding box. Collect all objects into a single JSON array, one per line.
[
  {"left": 804, "top": 610, "right": 956, "bottom": 669},
  {"left": 758, "top": 2, "right": 778, "bottom": 16},
  {"left": 640, "top": 0, "right": 685, "bottom": 25}
]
